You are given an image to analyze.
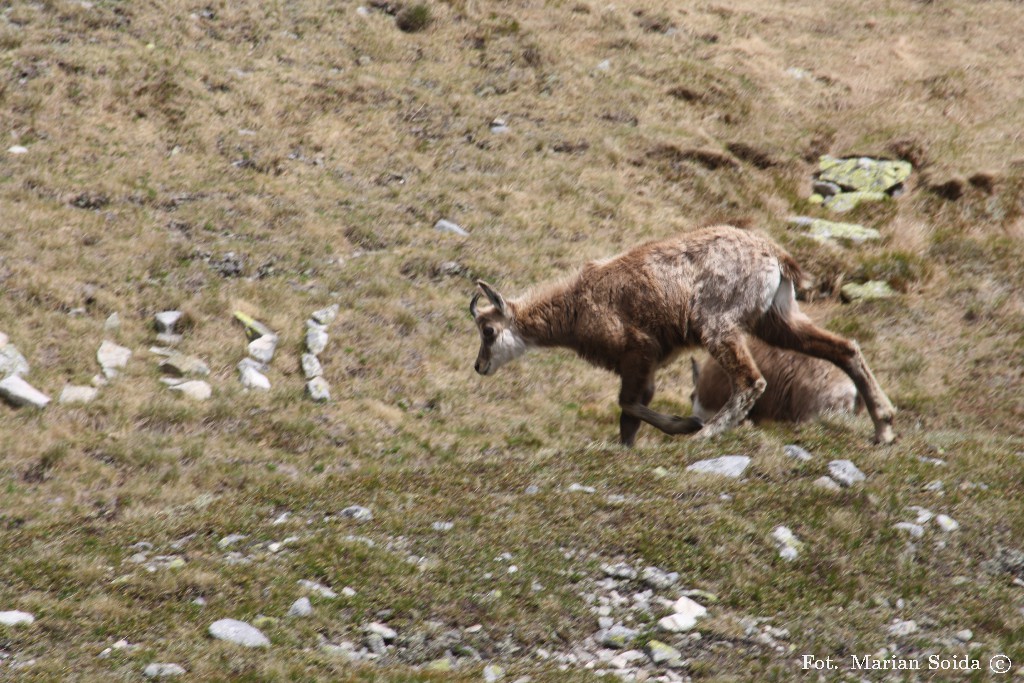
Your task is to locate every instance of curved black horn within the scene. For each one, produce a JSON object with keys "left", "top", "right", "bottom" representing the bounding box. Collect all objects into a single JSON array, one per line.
[{"left": 470, "top": 292, "right": 481, "bottom": 318}]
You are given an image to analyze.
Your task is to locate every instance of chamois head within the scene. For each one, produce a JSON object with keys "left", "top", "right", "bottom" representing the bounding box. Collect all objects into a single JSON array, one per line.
[{"left": 470, "top": 280, "right": 527, "bottom": 375}]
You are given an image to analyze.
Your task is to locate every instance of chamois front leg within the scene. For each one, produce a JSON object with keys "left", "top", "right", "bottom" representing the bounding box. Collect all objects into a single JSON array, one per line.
[
  {"left": 619, "top": 361, "right": 703, "bottom": 446},
  {"left": 695, "top": 332, "right": 766, "bottom": 439}
]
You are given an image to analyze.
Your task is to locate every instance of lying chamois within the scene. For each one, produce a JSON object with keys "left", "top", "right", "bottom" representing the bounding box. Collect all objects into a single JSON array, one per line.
[
  {"left": 690, "top": 338, "right": 861, "bottom": 424},
  {"left": 470, "top": 225, "right": 895, "bottom": 445}
]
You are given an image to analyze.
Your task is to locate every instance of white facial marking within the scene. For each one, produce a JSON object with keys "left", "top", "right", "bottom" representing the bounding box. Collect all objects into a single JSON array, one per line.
[{"left": 487, "top": 327, "right": 529, "bottom": 373}]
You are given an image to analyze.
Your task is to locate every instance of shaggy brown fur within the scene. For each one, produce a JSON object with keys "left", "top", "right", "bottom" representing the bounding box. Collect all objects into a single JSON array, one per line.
[
  {"left": 471, "top": 225, "right": 895, "bottom": 445},
  {"left": 691, "top": 338, "right": 862, "bottom": 424}
]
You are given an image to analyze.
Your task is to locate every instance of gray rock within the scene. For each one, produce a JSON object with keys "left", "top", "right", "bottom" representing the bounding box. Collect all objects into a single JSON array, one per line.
[
  {"left": 58, "top": 385, "right": 99, "bottom": 404},
  {"left": 288, "top": 597, "right": 313, "bottom": 617},
  {"left": 435, "top": 219, "right": 469, "bottom": 236},
  {"left": 340, "top": 505, "right": 372, "bottom": 523},
  {"left": 686, "top": 455, "right": 750, "bottom": 479},
  {"left": 483, "top": 664, "right": 505, "bottom": 682},
  {"left": 208, "top": 619, "right": 269, "bottom": 647},
  {"left": 598, "top": 625, "right": 638, "bottom": 649},
  {"left": 248, "top": 335, "right": 278, "bottom": 364},
  {"left": 311, "top": 304, "right": 340, "bottom": 326},
  {"left": 306, "top": 377, "right": 331, "bottom": 402},
  {"left": 771, "top": 526, "right": 802, "bottom": 561},
  {"left": 935, "top": 514, "right": 960, "bottom": 532},
  {"left": 154, "top": 311, "right": 183, "bottom": 334},
  {"left": 218, "top": 534, "right": 247, "bottom": 549},
  {"left": 818, "top": 155, "right": 912, "bottom": 194},
  {"left": 156, "top": 333, "right": 183, "bottom": 346},
  {"left": 658, "top": 613, "right": 698, "bottom": 632},
  {"left": 169, "top": 380, "right": 212, "bottom": 401},
  {"left": 159, "top": 353, "right": 210, "bottom": 377},
  {"left": 0, "top": 610, "right": 34, "bottom": 626},
  {"left": 828, "top": 460, "right": 866, "bottom": 487},
  {"left": 365, "top": 632, "right": 387, "bottom": 655},
  {"left": 366, "top": 622, "right": 397, "bottom": 641},
  {"left": 788, "top": 216, "right": 881, "bottom": 245},
  {"left": 609, "top": 650, "right": 645, "bottom": 669},
  {"left": 297, "top": 580, "right": 337, "bottom": 599},
  {"left": 646, "top": 639, "right": 683, "bottom": 667},
  {"left": 641, "top": 566, "right": 679, "bottom": 590},
  {"left": 894, "top": 522, "right": 925, "bottom": 538},
  {"left": 887, "top": 619, "right": 919, "bottom": 637},
  {"left": 97, "top": 340, "right": 132, "bottom": 378},
  {"left": 0, "top": 376, "right": 50, "bottom": 408},
  {"left": 143, "top": 663, "right": 186, "bottom": 678},
  {"left": 490, "top": 119, "right": 510, "bottom": 134},
  {"left": 825, "top": 191, "right": 889, "bottom": 213},
  {"left": 954, "top": 629, "right": 973, "bottom": 642},
  {"left": 841, "top": 280, "right": 897, "bottom": 302},
  {"left": 784, "top": 445, "right": 813, "bottom": 461},
  {"left": 431, "top": 521, "right": 454, "bottom": 532},
  {"left": 104, "top": 312, "right": 121, "bottom": 333},
  {"left": 566, "top": 483, "right": 596, "bottom": 493},
  {"left": 602, "top": 562, "right": 637, "bottom": 580},
  {"left": 305, "top": 325, "right": 328, "bottom": 355},
  {"left": 0, "top": 340, "right": 30, "bottom": 379},
  {"left": 814, "top": 476, "right": 842, "bottom": 491},
  {"left": 301, "top": 353, "right": 323, "bottom": 379},
  {"left": 811, "top": 180, "right": 842, "bottom": 197},
  {"left": 239, "top": 364, "right": 270, "bottom": 390}
]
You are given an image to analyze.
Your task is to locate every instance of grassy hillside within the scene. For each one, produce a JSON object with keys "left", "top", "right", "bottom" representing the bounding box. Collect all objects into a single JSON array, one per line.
[{"left": 1, "top": 0, "right": 1022, "bottom": 680}]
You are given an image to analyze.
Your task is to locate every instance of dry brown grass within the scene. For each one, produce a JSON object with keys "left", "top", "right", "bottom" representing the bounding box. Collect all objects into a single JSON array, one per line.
[{"left": 1, "top": 0, "right": 1023, "bottom": 680}]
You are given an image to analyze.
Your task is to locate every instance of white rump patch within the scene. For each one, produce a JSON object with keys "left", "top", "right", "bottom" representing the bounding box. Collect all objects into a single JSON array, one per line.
[{"left": 771, "top": 276, "right": 797, "bottom": 316}]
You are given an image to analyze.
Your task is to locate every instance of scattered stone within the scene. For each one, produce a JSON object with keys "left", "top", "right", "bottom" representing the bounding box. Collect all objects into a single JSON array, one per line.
[
  {"left": 595, "top": 59, "right": 612, "bottom": 72},
  {"left": 646, "top": 640, "right": 683, "bottom": 667},
  {"left": 483, "top": 663, "right": 505, "bottom": 682},
  {"left": 435, "top": 219, "right": 469, "bottom": 236},
  {"left": 598, "top": 625, "right": 638, "bottom": 649},
  {"left": 0, "top": 611, "right": 34, "bottom": 626},
  {"left": 908, "top": 506, "right": 934, "bottom": 524},
  {"left": 887, "top": 619, "right": 919, "bottom": 637},
  {"left": 893, "top": 522, "right": 925, "bottom": 538},
  {"left": 301, "top": 353, "right": 323, "bottom": 379},
  {"left": 218, "top": 534, "right": 247, "bottom": 549},
  {"left": 686, "top": 455, "right": 750, "bottom": 479},
  {"left": 602, "top": 562, "right": 637, "bottom": 580},
  {"left": 566, "top": 483, "right": 596, "bottom": 493},
  {"left": 771, "top": 526, "right": 803, "bottom": 561},
  {"left": 425, "top": 656, "right": 454, "bottom": 671},
  {"left": 154, "top": 311, "right": 183, "bottom": 334},
  {"left": 784, "top": 444, "right": 814, "bottom": 462},
  {"left": 340, "top": 505, "right": 372, "bottom": 523},
  {"left": 305, "top": 325, "right": 328, "bottom": 355},
  {"left": 935, "top": 514, "right": 960, "bottom": 532},
  {"left": 311, "top": 304, "right": 340, "bottom": 325},
  {"left": 169, "top": 380, "right": 212, "bottom": 401},
  {"left": 208, "top": 619, "right": 270, "bottom": 647},
  {"left": 233, "top": 311, "right": 274, "bottom": 341},
  {"left": 341, "top": 587, "right": 357, "bottom": 598},
  {"left": 248, "top": 335, "right": 278, "bottom": 364},
  {"left": 672, "top": 596, "right": 708, "bottom": 620},
  {"left": 297, "top": 580, "right": 337, "bottom": 599},
  {"left": 658, "top": 613, "right": 698, "bottom": 633},
  {"left": 954, "top": 629, "right": 973, "bottom": 643},
  {"left": 828, "top": 460, "right": 866, "bottom": 487},
  {"left": 0, "top": 376, "right": 50, "bottom": 408},
  {"left": 143, "top": 663, "right": 186, "bottom": 678},
  {"left": 818, "top": 155, "right": 912, "bottom": 194},
  {"left": 490, "top": 118, "right": 510, "bottom": 134},
  {"left": 366, "top": 622, "right": 397, "bottom": 642},
  {"left": 104, "top": 313, "right": 121, "bottom": 333},
  {"left": 641, "top": 566, "right": 678, "bottom": 590},
  {"left": 788, "top": 216, "right": 881, "bottom": 245},
  {"left": 159, "top": 353, "right": 210, "bottom": 377},
  {"left": 306, "top": 377, "right": 331, "bottom": 402},
  {"left": 288, "top": 597, "right": 313, "bottom": 617},
  {"left": 680, "top": 589, "right": 719, "bottom": 604},
  {"left": 924, "top": 480, "right": 945, "bottom": 493},
  {"left": 365, "top": 632, "right": 387, "bottom": 655},
  {"left": 609, "top": 650, "right": 645, "bottom": 669},
  {"left": 841, "top": 280, "right": 897, "bottom": 302},
  {"left": 431, "top": 521, "right": 454, "bottom": 532},
  {"left": 812, "top": 180, "right": 842, "bottom": 197},
  {"left": 97, "top": 340, "right": 132, "bottom": 378},
  {"left": 239, "top": 364, "right": 271, "bottom": 390},
  {"left": 824, "top": 191, "right": 889, "bottom": 213},
  {"left": 0, "top": 340, "right": 30, "bottom": 379},
  {"left": 8, "top": 145, "right": 28, "bottom": 154},
  {"left": 58, "top": 385, "right": 99, "bottom": 404}
]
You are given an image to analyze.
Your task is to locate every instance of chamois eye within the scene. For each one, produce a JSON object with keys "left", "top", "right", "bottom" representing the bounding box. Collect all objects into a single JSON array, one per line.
[{"left": 483, "top": 325, "right": 496, "bottom": 340}]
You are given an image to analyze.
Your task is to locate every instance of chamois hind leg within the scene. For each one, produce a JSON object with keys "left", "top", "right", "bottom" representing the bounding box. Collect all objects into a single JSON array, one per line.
[
  {"left": 619, "top": 359, "right": 702, "bottom": 446},
  {"left": 755, "top": 310, "right": 896, "bottom": 444},
  {"left": 695, "top": 332, "right": 766, "bottom": 439}
]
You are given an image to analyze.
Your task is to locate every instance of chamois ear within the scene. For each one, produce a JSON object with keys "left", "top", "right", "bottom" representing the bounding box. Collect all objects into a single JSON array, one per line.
[
  {"left": 691, "top": 356, "right": 701, "bottom": 386},
  {"left": 476, "top": 280, "right": 508, "bottom": 317}
]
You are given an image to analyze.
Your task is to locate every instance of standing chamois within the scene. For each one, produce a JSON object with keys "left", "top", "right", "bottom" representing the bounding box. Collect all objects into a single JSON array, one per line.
[
  {"left": 690, "top": 338, "right": 862, "bottom": 425},
  {"left": 470, "top": 225, "right": 895, "bottom": 445}
]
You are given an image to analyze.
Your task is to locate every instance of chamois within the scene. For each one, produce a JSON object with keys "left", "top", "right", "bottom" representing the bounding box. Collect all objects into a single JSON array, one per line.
[
  {"left": 690, "top": 338, "right": 861, "bottom": 424},
  {"left": 470, "top": 225, "right": 895, "bottom": 445}
]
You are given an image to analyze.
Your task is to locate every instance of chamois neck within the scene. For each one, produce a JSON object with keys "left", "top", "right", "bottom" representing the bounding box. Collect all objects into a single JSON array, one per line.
[{"left": 511, "top": 281, "right": 577, "bottom": 348}]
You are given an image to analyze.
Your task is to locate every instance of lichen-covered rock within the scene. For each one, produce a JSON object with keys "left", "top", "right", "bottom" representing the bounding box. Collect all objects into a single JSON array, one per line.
[
  {"left": 306, "top": 377, "right": 330, "bottom": 402},
  {"left": 824, "top": 190, "right": 889, "bottom": 213},
  {"left": 818, "top": 155, "right": 912, "bottom": 194},
  {"left": 841, "top": 280, "right": 897, "bottom": 302},
  {"left": 789, "top": 217, "right": 881, "bottom": 245}
]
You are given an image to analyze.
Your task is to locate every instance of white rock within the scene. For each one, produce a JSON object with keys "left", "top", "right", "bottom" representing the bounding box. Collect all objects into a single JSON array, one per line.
[
  {"left": 814, "top": 476, "right": 841, "bottom": 491},
  {"left": 59, "top": 385, "right": 99, "bottom": 404},
  {"left": 686, "top": 455, "right": 750, "bottom": 479},
  {"left": 104, "top": 313, "right": 121, "bottom": 332},
  {"left": 671, "top": 596, "right": 708, "bottom": 620},
  {"left": 218, "top": 534, "right": 247, "bottom": 549},
  {"left": 239, "top": 365, "right": 270, "bottom": 390},
  {"left": 301, "top": 353, "right": 323, "bottom": 379},
  {"left": 658, "top": 613, "right": 698, "bottom": 632},
  {"left": 297, "top": 580, "right": 337, "bottom": 599},
  {"left": 434, "top": 219, "right": 469, "bottom": 236},
  {"left": 483, "top": 663, "right": 505, "bottom": 682},
  {"left": 288, "top": 597, "right": 313, "bottom": 617},
  {"left": 169, "top": 380, "right": 212, "bottom": 401},
  {"left": 305, "top": 325, "right": 328, "bottom": 355},
  {"left": 887, "top": 619, "right": 919, "bottom": 637},
  {"left": 154, "top": 311, "right": 183, "bottom": 334},
  {"left": 771, "top": 526, "right": 803, "bottom": 561},
  {"left": 567, "top": 483, "right": 596, "bottom": 493},
  {"left": 366, "top": 622, "right": 397, "bottom": 641},
  {"left": 935, "top": 514, "right": 960, "bottom": 532},
  {"left": 431, "top": 521, "right": 454, "bottom": 532},
  {"left": 306, "top": 377, "right": 330, "bottom": 402},
  {"left": 8, "top": 146, "right": 28, "bottom": 154},
  {"left": 341, "top": 587, "right": 357, "bottom": 598},
  {"left": 97, "top": 340, "right": 132, "bottom": 378},
  {"left": 783, "top": 445, "right": 813, "bottom": 461},
  {"left": 0, "top": 376, "right": 50, "bottom": 408},
  {"left": 609, "top": 649, "right": 645, "bottom": 669},
  {"left": 340, "top": 505, "right": 372, "bottom": 522},
  {"left": 828, "top": 460, "right": 866, "bottom": 487},
  {"left": 0, "top": 343, "right": 30, "bottom": 379},
  {"left": 248, "top": 335, "right": 278, "bottom": 364},
  {"left": 311, "top": 304, "right": 340, "bottom": 325},
  {"left": 596, "top": 59, "right": 612, "bottom": 72},
  {"left": 0, "top": 611, "right": 34, "bottom": 626},
  {"left": 954, "top": 629, "right": 973, "bottom": 642},
  {"left": 908, "top": 506, "right": 934, "bottom": 524},
  {"left": 893, "top": 522, "right": 925, "bottom": 538},
  {"left": 143, "top": 663, "right": 186, "bottom": 678},
  {"left": 208, "top": 619, "right": 270, "bottom": 647},
  {"left": 641, "top": 566, "right": 678, "bottom": 590}
]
